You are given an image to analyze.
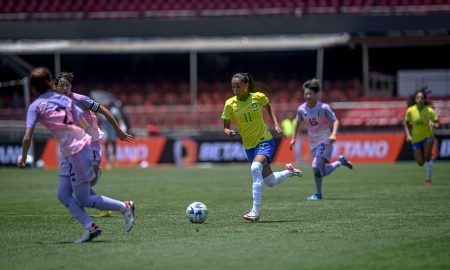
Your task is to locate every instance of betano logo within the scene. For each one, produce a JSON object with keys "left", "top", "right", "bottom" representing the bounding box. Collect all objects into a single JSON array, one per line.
[
  {"left": 198, "top": 142, "right": 247, "bottom": 161},
  {"left": 333, "top": 140, "right": 389, "bottom": 159}
]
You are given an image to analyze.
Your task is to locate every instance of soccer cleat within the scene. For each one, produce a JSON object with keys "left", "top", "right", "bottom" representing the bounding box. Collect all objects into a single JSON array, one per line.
[
  {"left": 306, "top": 193, "right": 322, "bottom": 201},
  {"left": 92, "top": 211, "right": 112, "bottom": 218},
  {"left": 424, "top": 179, "right": 432, "bottom": 186},
  {"left": 243, "top": 210, "right": 260, "bottom": 222},
  {"left": 339, "top": 155, "right": 353, "bottom": 169},
  {"left": 91, "top": 211, "right": 112, "bottom": 217},
  {"left": 285, "top": 163, "right": 303, "bottom": 177},
  {"left": 74, "top": 224, "right": 102, "bottom": 244},
  {"left": 123, "top": 200, "right": 135, "bottom": 232}
]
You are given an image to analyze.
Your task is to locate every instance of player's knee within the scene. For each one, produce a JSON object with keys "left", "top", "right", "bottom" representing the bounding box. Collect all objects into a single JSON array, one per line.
[
  {"left": 264, "top": 180, "right": 275, "bottom": 187},
  {"left": 75, "top": 195, "right": 93, "bottom": 207},
  {"left": 251, "top": 162, "right": 263, "bottom": 175},
  {"left": 312, "top": 166, "right": 322, "bottom": 177}
]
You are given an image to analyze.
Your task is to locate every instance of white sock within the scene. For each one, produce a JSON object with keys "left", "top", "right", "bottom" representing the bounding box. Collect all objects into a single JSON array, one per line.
[
  {"left": 250, "top": 162, "right": 264, "bottom": 213},
  {"left": 425, "top": 161, "right": 433, "bottom": 180},
  {"left": 264, "top": 170, "right": 291, "bottom": 187}
]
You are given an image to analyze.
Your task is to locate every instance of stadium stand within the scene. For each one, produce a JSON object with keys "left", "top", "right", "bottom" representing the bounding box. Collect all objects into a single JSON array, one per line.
[
  {"left": 0, "top": 0, "right": 448, "bottom": 20},
  {"left": 0, "top": 0, "right": 448, "bottom": 132}
]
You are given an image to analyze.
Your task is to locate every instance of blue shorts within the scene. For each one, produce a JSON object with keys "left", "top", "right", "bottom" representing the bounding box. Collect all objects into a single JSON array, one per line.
[
  {"left": 245, "top": 139, "right": 276, "bottom": 163},
  {"left": 311, "top": 143, "right": 333, "bottom": 162},
  {"left": 412, "top": 137, "right": 432, "bottom": 151}
]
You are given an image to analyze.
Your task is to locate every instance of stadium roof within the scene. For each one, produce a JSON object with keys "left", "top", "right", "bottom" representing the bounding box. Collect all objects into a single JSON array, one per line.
[{"left": 0, "top": 33, "right": 350, "bottom": 54}]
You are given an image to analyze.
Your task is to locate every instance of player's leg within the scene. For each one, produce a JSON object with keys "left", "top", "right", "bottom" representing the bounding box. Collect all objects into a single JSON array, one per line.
[
  {"left": 244, "top": 153, "right": 267, "bottom": 221},
  {"left": 321, "top": 143, "right": 352, "bottom": 175},
  {"left": 57, "top": 174, "right": 102, "bottom": 243},
  {"left": 308, "top": 156, "right": 323, "bottom": 201},
  {"left": 58, "top": 157, "right": 101, "bottom": 243},
  {"left": 263, "top": 163, "right": 302, "bottom": 187},
  {"left": 307, "top": 143, "right": 329, "bottom": 200},
  {"left": 90, "top": 141, "right": 102, "bottom": 186},
  {"left": 263, "top": 139, "right": 301, "bottom": 187},
  {"left": 57, "top": 175, "right": 93, "bottom": 228},
  {"left": 104, "top": 141, "right": 113, "bottom": 169},
  {"left": 423, "top": 138, "right": 434, "bottom": 185},
  {"left": 90, "top": 142, "right": 112, "bottom": 217},
  {"left": 413, "top": 148, "right": 425, "bottom": 166},
  {"left": 70, "top": 146, "right": 135, "bottom": 231}
]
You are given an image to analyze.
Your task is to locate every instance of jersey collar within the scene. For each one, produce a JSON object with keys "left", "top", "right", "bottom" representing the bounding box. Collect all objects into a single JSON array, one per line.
[{"left": 237, "top": 93, "right": 251, "bottom": 102}]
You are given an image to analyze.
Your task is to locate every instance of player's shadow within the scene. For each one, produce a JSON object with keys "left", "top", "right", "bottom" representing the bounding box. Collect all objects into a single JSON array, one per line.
[
  {"left": 257, "top": 219, "right": 302, "bottom": 223},
  {"left": 35, "top": 240, "right": 111, "bottom": 245},
  {"left": 322, "top": 197, "right": 356, "bottom": 201}
]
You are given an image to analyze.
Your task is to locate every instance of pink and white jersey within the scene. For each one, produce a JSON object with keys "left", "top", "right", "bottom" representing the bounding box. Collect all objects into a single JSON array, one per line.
[
  {"left": 71, "top": 92, "right": 103, "bottom": 141},
  {"left": 26, "top": 91, "right": 91, "bottom": 157},
  {"left": 296, "top": 101, "right": 336, "bottom": 148}
]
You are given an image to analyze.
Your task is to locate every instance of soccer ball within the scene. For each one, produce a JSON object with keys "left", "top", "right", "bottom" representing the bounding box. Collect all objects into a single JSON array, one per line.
[{"left": 186, "top": 202, "right": 208, "bottom": 224}]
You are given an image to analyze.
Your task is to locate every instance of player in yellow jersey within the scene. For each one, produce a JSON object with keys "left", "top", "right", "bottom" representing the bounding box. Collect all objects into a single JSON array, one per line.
[
  {"left": 404, "top": 88, "right": 439, "bottom": 186},
  {"left": 221, "top": 73, "right": 303, "bottom": 222}
]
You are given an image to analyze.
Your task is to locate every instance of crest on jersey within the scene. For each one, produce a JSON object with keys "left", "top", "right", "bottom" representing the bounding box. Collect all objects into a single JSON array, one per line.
[{"left": 251, "top": 103, "right": 258, "bottom": 111}]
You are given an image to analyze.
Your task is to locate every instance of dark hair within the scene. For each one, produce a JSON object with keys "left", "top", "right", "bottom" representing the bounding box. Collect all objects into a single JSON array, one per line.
[
  {"left": 55, "top": 72, "right": 74, "bottom": 85},
  {"left": 232, "top": 72, "right": 255, "bottom": 93},
  {"left": 302, "top": 78, "right": 321, "bottom": 93},
  {"left": 407, "top": 86, "right": 432, "bottom": 107},
  {"left": 29, "top": 67, "right": 54, "bottom": 95}
]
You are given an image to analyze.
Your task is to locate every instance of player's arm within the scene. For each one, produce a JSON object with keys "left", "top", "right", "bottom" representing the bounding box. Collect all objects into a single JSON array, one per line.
[
  {"left": 265, "top": 103, "right": 286, "bottom": 139},
  {"left": 431, "top": 120, "right": 439, "bottom": 129},
  {"left": 71, "top": 100, "right": 90, "bottom": 132},
  {"left": 223, "top": 119, "right": 236, "bottom": 137},
  {"left": 289, "top": 120, "right": 301, "bottom": 150},
  {"left": 18, "top": 128, "right": 34, "bottom": 168},
  {"left": 404, "top": 114, "right": 413, "bottom": 142},
  {"left": 97, "top": 105, "right": 133, "bottom": 142},
  {"left": 430, "top": 109, "right": 439, "bottom": 129},
  {"left": 329, "top": 119, "right": 339, "bottom": 143}
]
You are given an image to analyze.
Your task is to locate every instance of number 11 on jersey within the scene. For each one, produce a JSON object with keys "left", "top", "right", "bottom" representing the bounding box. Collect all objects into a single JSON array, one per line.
[{"left": 244, "top": 112, "right": 252, "bottom": 122}]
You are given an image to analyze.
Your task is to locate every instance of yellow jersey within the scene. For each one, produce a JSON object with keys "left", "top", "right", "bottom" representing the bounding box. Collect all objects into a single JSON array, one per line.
[
  {"left": 221, "top": 92, "right": 273, "bottom": 149},
  {"left": 405, "top": 105, "right": 438, "bottom": 143}
]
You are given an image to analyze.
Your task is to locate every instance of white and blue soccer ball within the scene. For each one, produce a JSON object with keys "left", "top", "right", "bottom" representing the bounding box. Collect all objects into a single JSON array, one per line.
[{"left": 186, "top": 202, "right": 208, "bottom": 224}]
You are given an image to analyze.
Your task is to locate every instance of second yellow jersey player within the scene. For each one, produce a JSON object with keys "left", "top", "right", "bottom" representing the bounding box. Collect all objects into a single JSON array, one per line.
[{"left": 405, "top": 104, "right": 437, "bottom": 144}]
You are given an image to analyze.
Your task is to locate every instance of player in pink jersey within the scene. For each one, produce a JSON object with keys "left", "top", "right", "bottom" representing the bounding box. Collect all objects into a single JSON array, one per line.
[
  {"left": 289, "top": 78, "right": 353, "bottom": 201},
  {"left": 18, "top": 67, "right": 135, "bottom": 243},
  {"left": 55, "top": 72, "right": 133, "bottom": 217}
]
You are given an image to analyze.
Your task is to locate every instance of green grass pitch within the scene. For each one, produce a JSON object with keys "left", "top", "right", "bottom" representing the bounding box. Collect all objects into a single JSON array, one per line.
[{"left": 0, "top": 162, "right": 449, "bottom": 270}]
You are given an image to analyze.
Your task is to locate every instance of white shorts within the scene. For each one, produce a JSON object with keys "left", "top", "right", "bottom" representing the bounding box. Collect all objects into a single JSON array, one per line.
[
  {"left": 67, "top": 145, "right": 96, "bottom": 185},
  {"left": 59, "top": 141, "right": 102, "bottom": 177},
  {"left": 311, "top": 143, "right": 333, "bottom": 162}
]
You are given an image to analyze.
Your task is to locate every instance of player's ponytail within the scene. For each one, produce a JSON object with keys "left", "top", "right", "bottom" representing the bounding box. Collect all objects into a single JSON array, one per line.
[
  {"left": 233, "top": 72, "right": 255, "bottom": 93},
  {"left": 29, "top": 67, "right": 54, "bottom": 95}
]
